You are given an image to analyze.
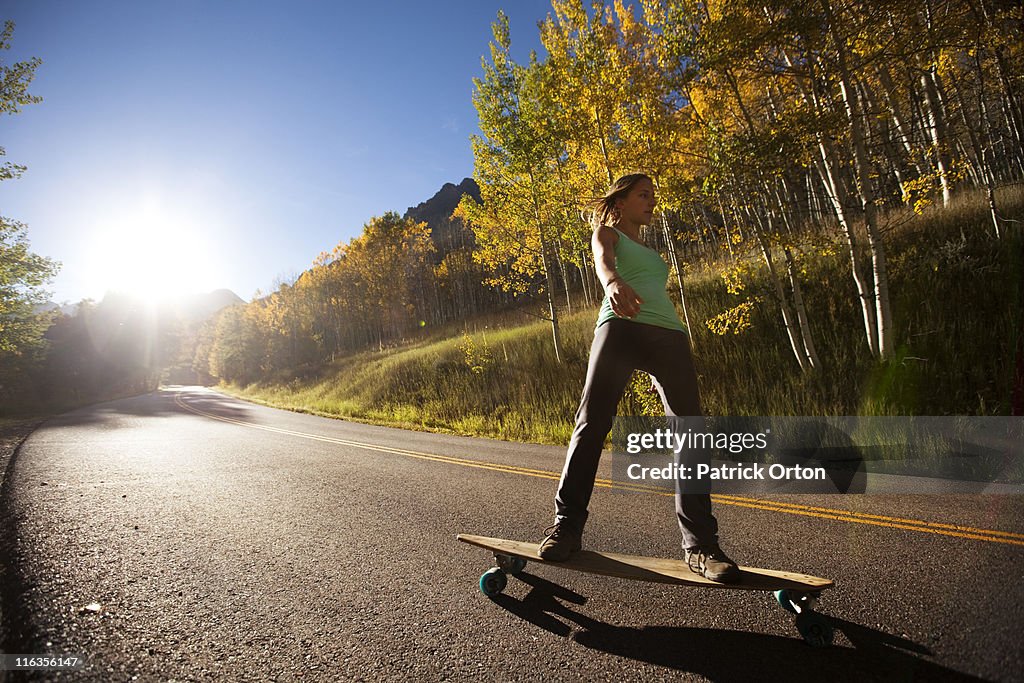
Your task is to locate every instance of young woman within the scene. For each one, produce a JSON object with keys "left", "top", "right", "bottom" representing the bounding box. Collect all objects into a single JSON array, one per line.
[{"left": 538, "top": 173, "right": 740, "bottom": 583}]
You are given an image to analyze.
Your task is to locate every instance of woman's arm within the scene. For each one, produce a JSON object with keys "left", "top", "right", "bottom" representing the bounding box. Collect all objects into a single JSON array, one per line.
[{"left": 592, "top": 226, "right": 643, "bottom": 319}]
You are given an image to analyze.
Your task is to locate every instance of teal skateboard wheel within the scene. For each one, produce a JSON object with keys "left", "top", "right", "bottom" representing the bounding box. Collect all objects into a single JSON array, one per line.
[
  {"left": 796, "top": 611, "right": 834, "bottom": 647},
  {"left": 775, "top": 589, "right": 817, "bottom": 614},
  {"left": 479, "top": 568, "right": 507, "bottom": 597},
  {"left": 775, "top": 589, "right": 799, "bottom": 613}
]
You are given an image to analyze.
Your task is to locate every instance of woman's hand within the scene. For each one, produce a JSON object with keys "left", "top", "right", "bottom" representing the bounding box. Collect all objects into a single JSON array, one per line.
[{"left": 607, "top": 278, "right": 644, "bottom": 318}]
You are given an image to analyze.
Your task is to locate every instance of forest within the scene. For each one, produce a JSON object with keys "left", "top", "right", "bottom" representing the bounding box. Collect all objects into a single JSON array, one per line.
[
  {"left": 3, "top": 0, "right": 1022, "bottom": 420},
  {"left": 202, "top": 0, "right": 1022, "bottom": 396}
]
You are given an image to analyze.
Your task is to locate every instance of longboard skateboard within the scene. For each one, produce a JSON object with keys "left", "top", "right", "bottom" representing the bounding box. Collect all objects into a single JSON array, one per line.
[{"left": 458, "top": 534, "right": 835, "bottom": 647}]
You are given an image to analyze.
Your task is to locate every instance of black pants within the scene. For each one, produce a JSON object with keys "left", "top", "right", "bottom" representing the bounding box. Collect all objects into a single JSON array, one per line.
[{"left": 554, "top": 319, "right": 719, "bottom": 550}]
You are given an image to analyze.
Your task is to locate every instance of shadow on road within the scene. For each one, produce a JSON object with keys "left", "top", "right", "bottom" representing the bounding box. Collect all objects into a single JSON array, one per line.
[
  {"left": 491, "top": 573, "right": 588, "bottom": 637},
  {"left": 170, "top": 389, "right": 255, "bottom": 422},
  {"left": 491, "top": 572, "right": 985, "bottom": 682},
  {"left": 41, "top": 388, "right": 253, "bottom": 429}
]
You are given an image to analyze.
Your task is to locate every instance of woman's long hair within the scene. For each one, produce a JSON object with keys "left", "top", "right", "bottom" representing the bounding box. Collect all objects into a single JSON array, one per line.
[{"left": 581, "top": 173, "right": 652, "bottom": 230}]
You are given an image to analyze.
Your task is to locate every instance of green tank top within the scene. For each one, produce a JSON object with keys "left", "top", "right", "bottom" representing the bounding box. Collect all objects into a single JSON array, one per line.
[{"left": 596, "top": 227, "right": 686, "bottom": 333}]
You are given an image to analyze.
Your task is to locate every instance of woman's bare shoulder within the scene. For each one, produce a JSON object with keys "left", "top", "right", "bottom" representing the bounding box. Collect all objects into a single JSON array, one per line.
[{"left": 592, "top": 224, "right": 619, "bottom": 248}]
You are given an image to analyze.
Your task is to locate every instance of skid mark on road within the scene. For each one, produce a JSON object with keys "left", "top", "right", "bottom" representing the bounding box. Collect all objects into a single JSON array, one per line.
[{"left": 175, "top": 392, "right": 1024, "bottom": 548}]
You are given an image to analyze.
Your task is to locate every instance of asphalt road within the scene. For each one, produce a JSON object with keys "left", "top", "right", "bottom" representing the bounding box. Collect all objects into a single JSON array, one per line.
[{"left": 1, "top": 387, "right": 1022, "bottom": 681}]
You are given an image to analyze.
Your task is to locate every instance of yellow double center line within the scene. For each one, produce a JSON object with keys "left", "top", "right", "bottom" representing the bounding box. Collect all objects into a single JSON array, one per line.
[{"left": 175, "top": 392, "right": 1024, "bottom": 548}]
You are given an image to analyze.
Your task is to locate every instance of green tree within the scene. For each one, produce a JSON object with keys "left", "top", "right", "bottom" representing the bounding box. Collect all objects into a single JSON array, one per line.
[
  {"left": 460, "top": 12, "right": 569, "bottom": 361},
  {"left": 0, "top": 20, "right": 41, "bottom": 179},
  {"left": 208, "top": 305, "right": 263, "bottom": 385},
  {"left": 0, "top": 21, "right": 56, "bottom": 406},
  {"left": 0, "top": 218, "right": 56, "bottom": 353}
]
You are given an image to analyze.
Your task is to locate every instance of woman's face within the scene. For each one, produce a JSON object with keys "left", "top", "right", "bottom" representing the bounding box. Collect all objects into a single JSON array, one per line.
[{"left": 615, "top": 178, "right": 657, "bottom": 226}]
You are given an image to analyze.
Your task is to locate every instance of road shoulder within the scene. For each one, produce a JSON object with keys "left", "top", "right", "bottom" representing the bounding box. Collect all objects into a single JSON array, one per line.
[{"left": 0, "top": 417, "right": 47, "bottom": 683}]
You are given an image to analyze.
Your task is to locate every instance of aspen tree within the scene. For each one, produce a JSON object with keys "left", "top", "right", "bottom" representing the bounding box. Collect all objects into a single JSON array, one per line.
[
  {"left": 461, "top": 13, "right": 566, "bottom": 361},
  {"left": 818, "top": 0, "right": 893, "bottom": 358}
]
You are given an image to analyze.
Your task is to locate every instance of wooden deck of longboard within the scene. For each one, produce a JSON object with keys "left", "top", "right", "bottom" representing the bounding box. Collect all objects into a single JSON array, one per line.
[{"left": 458, "top": 534, "right": 833, "bottom": 592}]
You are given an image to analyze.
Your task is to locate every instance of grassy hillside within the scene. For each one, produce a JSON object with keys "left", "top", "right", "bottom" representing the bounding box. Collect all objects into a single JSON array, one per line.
[{"left": 223, "top": 188, "right": 1022, "bottom": 444}]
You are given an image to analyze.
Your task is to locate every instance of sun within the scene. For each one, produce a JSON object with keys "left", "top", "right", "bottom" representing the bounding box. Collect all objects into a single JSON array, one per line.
[{"left": 84, "top": 203, "right": 220, "bottom": 303}]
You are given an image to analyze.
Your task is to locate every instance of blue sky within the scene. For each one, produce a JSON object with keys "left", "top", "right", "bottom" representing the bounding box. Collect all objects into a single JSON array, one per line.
[{"left": 1, "top": 0, "right": 556, "bottom": 303}]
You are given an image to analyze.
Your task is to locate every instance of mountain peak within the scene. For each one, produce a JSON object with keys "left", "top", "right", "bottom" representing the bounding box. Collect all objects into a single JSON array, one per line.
[
  {"left": 402, "top": 178, "right": 480, "bottom": 258},
  {"left": 404, "top": 178, "right": 479, "bottom": 223}
]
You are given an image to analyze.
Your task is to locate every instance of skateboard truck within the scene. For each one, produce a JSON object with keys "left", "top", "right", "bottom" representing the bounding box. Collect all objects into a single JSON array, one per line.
[{"left": 494, "top": 553, "right": 527, "bottom": 575}]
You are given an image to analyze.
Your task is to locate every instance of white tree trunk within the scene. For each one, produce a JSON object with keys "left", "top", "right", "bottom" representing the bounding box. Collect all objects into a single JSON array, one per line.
[{"left": 821, "top": 0, "right": 893, "bottom": 359}]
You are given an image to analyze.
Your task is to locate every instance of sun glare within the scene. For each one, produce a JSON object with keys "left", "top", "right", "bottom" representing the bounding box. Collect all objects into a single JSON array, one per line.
[{"left": 84, "top": 204, "right": 220, "bottom": 304}]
